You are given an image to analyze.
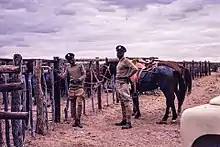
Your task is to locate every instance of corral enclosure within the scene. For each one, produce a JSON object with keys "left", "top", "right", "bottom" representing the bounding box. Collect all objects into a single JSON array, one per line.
[{"left": 0, "top": 54, "right": 218, "bottom": 147}]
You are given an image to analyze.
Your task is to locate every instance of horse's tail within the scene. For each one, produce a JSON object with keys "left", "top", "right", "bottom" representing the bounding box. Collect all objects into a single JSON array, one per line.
[
  {"left": 174, "top": 67, "right": 192, "bottom": 113},
  {"left": 183, "top": 67, "right": 192, "bottom": 96},
  {"left": 174, "top": 71, "right": 186, "bottom": 105}
]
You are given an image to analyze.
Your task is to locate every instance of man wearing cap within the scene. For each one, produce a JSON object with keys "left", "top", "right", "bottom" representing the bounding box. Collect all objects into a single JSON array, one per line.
[
  {"left": 115, "top": 45, "right": 138, "bottom": 129},
  {"left": 59, "top": 53, "right": 86, "bottom": 128}
]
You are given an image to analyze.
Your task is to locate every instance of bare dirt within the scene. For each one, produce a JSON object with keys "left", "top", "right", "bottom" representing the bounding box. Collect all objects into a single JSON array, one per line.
[{"left": 25, "top": 73, "right": 220, "bottom": 147}]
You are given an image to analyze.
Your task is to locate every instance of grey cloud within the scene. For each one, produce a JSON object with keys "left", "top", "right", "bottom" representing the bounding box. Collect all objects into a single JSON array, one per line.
[
  {"left": 25, "top": 24, "right": 61, "bottom": 34},
  {"left": 0, "top": 0, "right": 220, "bottom": 61},
  {"left": 0, "top": 35, "right": 25, "bottom": 47},
  {"left": 16, "top": 44, "right": 29, "bottom": 47},
  {"left": 96, "top": 7, "right": 116, "bottom": 12},
  {"left": 101, "top": 0, "right": 176, "bottom": 9},
  {"left": 55, "top": 9, "right": 76, "bottom": 16},
  {"left": 0, "top": 20, "right": 60, "bottom": 35},
  {"left": 54, "top": 2, "right": 76, "bottom": 16},
  {"left": 0, "top": 0, "right": 38, "bottom": 12}
]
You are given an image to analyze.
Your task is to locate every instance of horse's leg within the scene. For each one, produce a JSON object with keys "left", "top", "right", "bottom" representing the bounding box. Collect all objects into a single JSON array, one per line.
[
  {"left": 170, "top": 102, "right": 178, "bottom": 123},
  {"left": 133, "top": 93, "right": 141, "bottom": 119},
  {"left": 174, "top": 88, "right": 182, "bottom": 116},
  {"left": 116, "top": 92, "right": 120, "bottom": 103},
  {"left": 131, "top": 93, "right": 137, "bottom": 116},
  {"left": 175, "top": 74, "right": 187, "bottom": 115},
  {"left": 157, "top": 89, "right": 173, "bottom": 124},
  {"left": 157, "top": 97, "right": 170, "bottom": 124},
  {"left": 87, "top": 88, "right": 90, "bottom": 98},
  {"left": 130, "top": 86, "right": 136, "bottom": 116},
  {"left": 170, "top": 92, "right": 178, "bottom": 123}
]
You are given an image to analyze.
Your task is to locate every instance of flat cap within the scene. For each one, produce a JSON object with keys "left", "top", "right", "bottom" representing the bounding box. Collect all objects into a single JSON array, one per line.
[
  {"left": 116, "top": 45, "right": 126, "bottom": 53},
  {"left": 65, "top": 53, "right": 75, "bottom": 60}
]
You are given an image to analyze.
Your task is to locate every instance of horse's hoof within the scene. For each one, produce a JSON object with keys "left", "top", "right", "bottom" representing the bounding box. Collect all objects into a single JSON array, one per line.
[
  {"left": 134, "top": 113, "right": 141, "bottom": 119},
  {"left": 134, "top": 115, "right": 140, "bottom": 119},
  {"left": 156, "top": 120, "right": 167, "bottom": 124},
  {"left": 132, "top": 113, "right": 135, "bottom": 116}
]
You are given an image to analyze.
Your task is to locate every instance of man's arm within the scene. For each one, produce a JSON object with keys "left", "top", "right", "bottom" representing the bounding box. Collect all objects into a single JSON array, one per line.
[
  {"left": 126, "top": 59, "right": 138, "bottom": 78},
  {"left": 79, "top": 64, "right": 86, "bottom": 81}
]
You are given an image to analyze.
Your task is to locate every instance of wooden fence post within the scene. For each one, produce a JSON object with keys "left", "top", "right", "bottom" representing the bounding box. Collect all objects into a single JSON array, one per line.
[
  {"left": 204, "top": 61, "right": 208, "bottom": 76},
  {"left": 34, "top": 60, "right": 47, "bottom": 135},
  {"left": 28, "top": 72, "right": 34, "bottom": 136},
  {"left": 208, "top": 61, "right": 211, "bottom": 75},
  {"left": 50, "top": 63, "right": 55, "bottom": 123},
  {"left": 96, "top": 57, "right": 102, "bottom": 109},
  {"left": 195, "top": 62, "right": 198, "bottom": 78},
  {"left": 2, "top": 74, "right": 10, "bottom": 146},
  {"left": 189, "top": 63, "right": 192, "bottom": 79},
  {"left": 199, "top": 61, "right": 202, "bottom": 78},
  {"left": 11, "top": 54, "right": 24, "bottom": 146},
  {"left": 54, "top": 57, "right": 61, "bottom": 122},
  {"left": 192, "top": 60, "right": 195, "bottom": 80},
  {"left": 201, "top": 62, "right": 204, "bottom": 76},
  {"left": 21, "top": 74, "right": 27, "bottom": 141}
]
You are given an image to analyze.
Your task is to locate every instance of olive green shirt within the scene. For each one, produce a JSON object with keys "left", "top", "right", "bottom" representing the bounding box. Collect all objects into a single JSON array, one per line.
[
  {"left": 64, "top": 63, "right": 86, "bottom": 89},
  {"left": 116, "top": 57, "right": 138, "bottom": 82}
]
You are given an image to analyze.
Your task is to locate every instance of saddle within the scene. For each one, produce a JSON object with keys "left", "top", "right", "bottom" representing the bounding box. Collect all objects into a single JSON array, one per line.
[
  {"left": 157, "top": 60, "right": 182, "bottom": 73},
  {"left": 131, "top": 68, "right": 158, "bottom": 92},
  {"left": 130, "top": 59, "right": 182, "bottom": 83}
]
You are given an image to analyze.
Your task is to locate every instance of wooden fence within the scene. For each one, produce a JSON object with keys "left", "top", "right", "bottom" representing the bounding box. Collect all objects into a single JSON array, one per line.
[
  {"left": 0, "top": 55, "right": 217, "bottom": 146},
  {"left": 181, "top": 60, "right": 211, "bottom": 79},
  {"left": 0, "top": 54, "right": 28, "bottom": 147}
]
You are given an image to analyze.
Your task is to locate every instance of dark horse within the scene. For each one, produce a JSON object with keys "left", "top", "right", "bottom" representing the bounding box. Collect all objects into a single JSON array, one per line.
[
  {"left": 102, "top": 59, "right": 192, "bottom": 124},
  {"left": 102, "top": 58, "right": 120, "bottom": 102}
]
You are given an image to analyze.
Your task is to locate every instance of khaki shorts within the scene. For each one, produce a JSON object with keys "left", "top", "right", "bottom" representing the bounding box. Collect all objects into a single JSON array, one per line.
[
  {"left": 69, "top": 88, "right": 84, "bottom": 105},
  {"left": 116, "top": 82, "right": 132, "bottom": 103}
]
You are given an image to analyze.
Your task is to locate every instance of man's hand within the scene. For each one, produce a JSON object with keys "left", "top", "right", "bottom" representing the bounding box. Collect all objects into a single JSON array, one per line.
[
  {"left": 71, "top": 78, "right": 81, "bottom": 84},
  {"left": 74, "top": 78, "right": 81, "bottom": 83}
]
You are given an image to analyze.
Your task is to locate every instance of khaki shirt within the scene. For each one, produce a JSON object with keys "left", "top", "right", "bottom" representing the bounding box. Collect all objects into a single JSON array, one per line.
[
  {"left": 116, "top": 57, "right": 138, "bottom": 82},
  {"left": 64, "top": 63, "right": 86, "bottom": 89}
]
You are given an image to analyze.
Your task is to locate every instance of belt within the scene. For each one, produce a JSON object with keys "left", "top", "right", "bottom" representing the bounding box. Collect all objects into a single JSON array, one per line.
[
  {"left": 116, "top": 77, "right": 127, "bottom": 80},
  {"left": 116, "top": 77, "right": 129, "bottom": 84},
  {"left": 70, "top": 80, "right": 82, "bottom": 85}
]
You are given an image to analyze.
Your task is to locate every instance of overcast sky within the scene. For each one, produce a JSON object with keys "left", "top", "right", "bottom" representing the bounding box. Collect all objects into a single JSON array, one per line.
[{"left": 0, "top": 0, "right": 220, "bottom": 61}]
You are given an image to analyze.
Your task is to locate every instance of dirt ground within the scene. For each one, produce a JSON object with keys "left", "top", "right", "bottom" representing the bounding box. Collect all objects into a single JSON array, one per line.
[{"left": 24, "top": 73, "right": 220, "bottom": 147}]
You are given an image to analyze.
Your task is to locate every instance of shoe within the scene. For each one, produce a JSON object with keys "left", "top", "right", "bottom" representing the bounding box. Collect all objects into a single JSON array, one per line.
[
  {"left": 122, "top": 122, "right": 132, "bottom": 129},
  {"left": 72, "top": 119, "right": 83, "bottom": 128},
  {"left": 115, "top": 119, "right": 126, "bottom": 126}
]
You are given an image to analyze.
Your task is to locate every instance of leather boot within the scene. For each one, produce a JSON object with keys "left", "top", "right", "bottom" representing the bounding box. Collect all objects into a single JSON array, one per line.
[
  {"left": 122, "top": 122, "right": 132, "bottom": 129},
  {"left": 72, "top": 119, "right": 83, "bottom": 128},
  {"left": 77, "top": 119, "right": 83, "bottom": 128},
  {"left": 115, "top": 119, "right": 126, "bottom": 126}
]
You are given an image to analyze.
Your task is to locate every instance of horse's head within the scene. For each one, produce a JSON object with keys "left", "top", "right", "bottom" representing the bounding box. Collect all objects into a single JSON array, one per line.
[
  {"left": 102, "top": 59, "right": 117, "bottom": 80},
  {"left": 13, "top": 54, "right": 22, "bottom": 66}
]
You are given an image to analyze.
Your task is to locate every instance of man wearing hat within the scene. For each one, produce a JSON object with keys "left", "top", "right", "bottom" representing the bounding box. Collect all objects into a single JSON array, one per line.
[
  {"left": 60, "top": 53, "right": 86, "bottom": 128},
  {"left": 115, "top": 45, "right": 138, "bottom": 129}
]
